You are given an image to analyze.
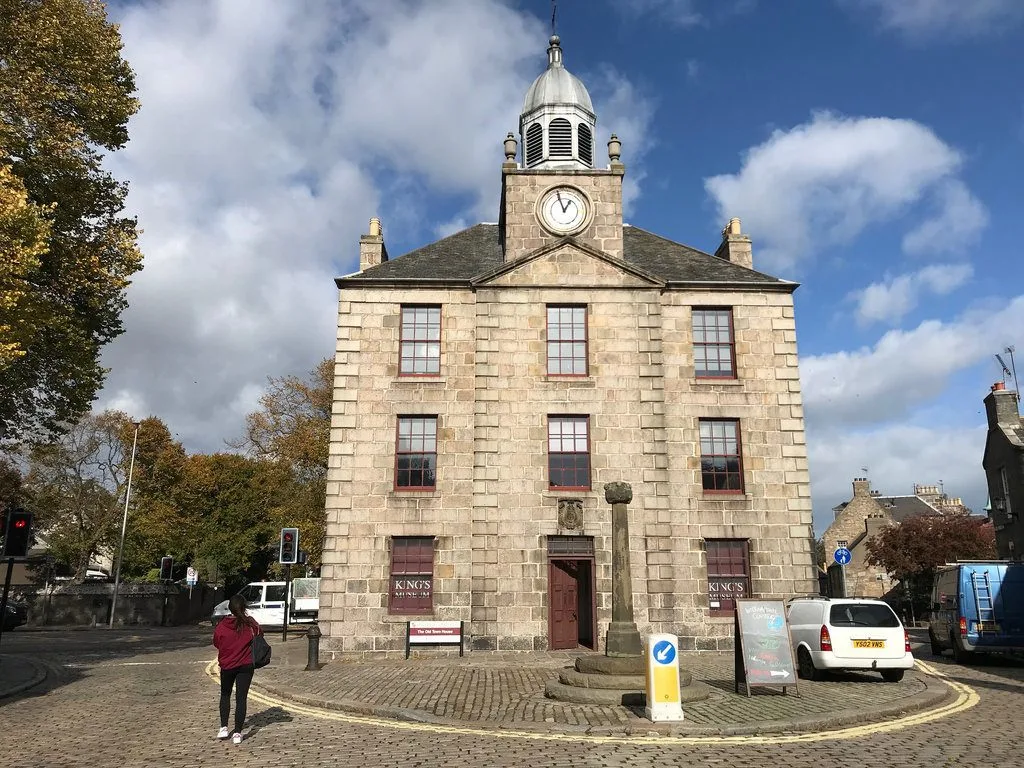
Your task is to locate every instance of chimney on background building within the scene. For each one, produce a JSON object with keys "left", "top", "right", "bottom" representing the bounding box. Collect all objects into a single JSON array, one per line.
[
  {"left": 852, "top": 477, "right": 871, "bottom": 498},
  {"left": 714, "top": 217, "right": 753, "bottom": 270},
  {"left": 359, "top": 217, "right": 388, "bottom": 272},
  {"left": 985, "top": 381, "right": 1021, "bottom": 428}
]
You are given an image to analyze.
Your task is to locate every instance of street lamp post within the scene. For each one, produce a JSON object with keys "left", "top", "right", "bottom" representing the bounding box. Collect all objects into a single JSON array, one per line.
[{"left": 109, "top": 421, "right": 140, "bottom": 628}]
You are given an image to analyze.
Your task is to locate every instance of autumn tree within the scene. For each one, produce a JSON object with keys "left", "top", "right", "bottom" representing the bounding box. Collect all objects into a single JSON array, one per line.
[
  {"left": 21, "top": 410, "right": 139, "bottom": 579},
  {"left": 234, "top": 357, "right": 333, "bottom": 567},
  {"left": 866, "top": 514, "right": 997, "bottom": 616},
  {"left": 0, "top": 0, "right": 142, "bottom": 443}
]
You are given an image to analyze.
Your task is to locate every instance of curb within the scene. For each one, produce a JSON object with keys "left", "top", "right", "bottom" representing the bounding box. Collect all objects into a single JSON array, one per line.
[
  {"left": 248, "top": 669, "right": 955, "bottom": 737},
  {"left": 0, "top": 655, "right": 47, "bottom": 699}
]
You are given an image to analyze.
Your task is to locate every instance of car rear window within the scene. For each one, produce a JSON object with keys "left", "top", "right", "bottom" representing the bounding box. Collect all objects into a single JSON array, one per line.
[{"left": 829, "top": 603, "right": 899, "bottom": 628}]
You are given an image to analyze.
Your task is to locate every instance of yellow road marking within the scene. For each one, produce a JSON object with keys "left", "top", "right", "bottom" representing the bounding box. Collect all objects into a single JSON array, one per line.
[{"left": 205, "top": 657, "right": 978, "bottom": 745}]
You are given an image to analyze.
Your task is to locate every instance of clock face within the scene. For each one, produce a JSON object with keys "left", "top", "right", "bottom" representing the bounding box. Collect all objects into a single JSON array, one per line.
[{"left": 538, "top": 186, "right": 590, "bottom": 235}]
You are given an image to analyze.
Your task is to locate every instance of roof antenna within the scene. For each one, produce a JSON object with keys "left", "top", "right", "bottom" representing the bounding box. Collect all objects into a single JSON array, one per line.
[
  {"left": 1006, "top": 346, "right": 1018, "bottom": 395},
  {"left": 996, "top": 352, "right": 1012, "bottom": 385},
  {"left": 551, "top": 0, "right": 557, "bottom": 36}
]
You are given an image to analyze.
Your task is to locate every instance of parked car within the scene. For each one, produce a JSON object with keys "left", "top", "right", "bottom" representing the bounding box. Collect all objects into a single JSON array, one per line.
[
  {"left": 928, "top": 561, "right": 1024, "bottom": 663},
  {"left": 787, "top": 596, "right": 914, "bottom": 682},
  {"left": 211, "top": 578, "right": 320, "bottom": 628},
  {"left": 2, "top": 600, "right": 27, "bottom": 631}
]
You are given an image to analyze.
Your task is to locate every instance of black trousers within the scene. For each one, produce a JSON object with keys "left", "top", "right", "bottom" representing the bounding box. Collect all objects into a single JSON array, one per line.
[{"left": 219, "top": 664, "right": 254, "bottom": 732}]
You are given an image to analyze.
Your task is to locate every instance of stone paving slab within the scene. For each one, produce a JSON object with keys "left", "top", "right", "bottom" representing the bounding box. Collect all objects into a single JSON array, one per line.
[{"left": 249, "top": 635, "right": 952, "bottom": 735}]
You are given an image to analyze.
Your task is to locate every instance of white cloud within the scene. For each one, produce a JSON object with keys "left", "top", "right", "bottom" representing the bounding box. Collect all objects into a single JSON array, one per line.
[
  {"left": 97, "top": 0, "right": 652, "bottom": 452},
  {"left": 611, "top": 0, "right": 756, "bottom": 27},
  {"left": 704, "top": 112, "right": 986, "bottom": 271},
  {"left": 849, "top": 0, "right": 1024, "bottom": 37},
  {"left": 851, "top": 263, "right": 973, "bottom": 325},
  {"left": 808, "top": 422, "right": 988, "bottom": 535},
  {"left": 902, "top": 180, "right": 989, "bottom": 255},
  {"left": 802, "top": 295, "right": 1024, "bottom": 428}
]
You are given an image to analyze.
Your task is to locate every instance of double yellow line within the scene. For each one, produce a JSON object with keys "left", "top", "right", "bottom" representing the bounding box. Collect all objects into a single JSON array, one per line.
[{"left": 205, "top": 658, "right": 978, "bottom": 745}]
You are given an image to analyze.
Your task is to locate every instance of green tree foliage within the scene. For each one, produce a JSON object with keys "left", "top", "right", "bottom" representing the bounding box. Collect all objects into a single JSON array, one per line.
[
  {"left": 234, "top": 357, "right": 333, "bottom": 567},
  {"left": 0, "top": 0, "right": 142, "bottom": 443},
  {"left": 866, "top": 513, "right": 997, "bottom": 616}
]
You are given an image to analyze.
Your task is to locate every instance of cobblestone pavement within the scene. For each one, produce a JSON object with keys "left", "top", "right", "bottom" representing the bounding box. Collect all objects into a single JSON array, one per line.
[
  {"left": 252, "top": 637, "right": 940, "bottom": 732},
  {"left": 0, "top": 627, "right": 1021, "bottom": 768}
]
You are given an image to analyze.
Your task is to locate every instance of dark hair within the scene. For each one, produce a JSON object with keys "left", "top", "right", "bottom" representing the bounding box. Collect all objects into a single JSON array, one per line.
[{"left": 228, "top": 594, "right": 252, "bottom": 632}]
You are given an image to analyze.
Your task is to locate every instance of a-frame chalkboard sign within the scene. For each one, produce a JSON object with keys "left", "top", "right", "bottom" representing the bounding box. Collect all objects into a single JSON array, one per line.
[{"left": 733, "top": 598, "right": 800, "bottom": 697}]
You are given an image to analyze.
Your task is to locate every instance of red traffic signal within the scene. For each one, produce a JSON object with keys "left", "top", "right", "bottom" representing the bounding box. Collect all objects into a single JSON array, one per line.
[
  {"left": 2, "top": 508, "right": 33, "bottom": 558},
  {"left": 279, "top": 527, "right": 299, "bottom": 565},
  {"left": 159, "top": 556, "right": 173, "bottom": 581}
]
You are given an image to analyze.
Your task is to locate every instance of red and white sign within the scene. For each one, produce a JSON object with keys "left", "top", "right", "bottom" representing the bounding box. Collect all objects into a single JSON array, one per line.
[{"left": 408, "top": 620, "right": 462, "bottom": 644}]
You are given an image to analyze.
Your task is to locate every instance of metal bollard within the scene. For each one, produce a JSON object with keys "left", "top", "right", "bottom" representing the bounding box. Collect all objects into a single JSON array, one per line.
[{"left": 305, "top": 622, "right": 322, "bottom": 671}]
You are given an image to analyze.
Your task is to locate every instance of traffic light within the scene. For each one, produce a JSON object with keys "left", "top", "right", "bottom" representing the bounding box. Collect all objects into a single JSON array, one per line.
[
  {"left": 2, "top": 508, "right": 32, "bottom": 558},
  {"left": 159, "top": 556, "right": 173, "bottom": 581},
  {"left": 279, "top": 527, "right": 299, "bottom": 565}
]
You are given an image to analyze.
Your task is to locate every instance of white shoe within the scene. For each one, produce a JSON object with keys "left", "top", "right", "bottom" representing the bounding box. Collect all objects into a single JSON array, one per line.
[
  {"left": 231, "top": 732, "right": 243, "bottom": 745},
  {"left": 217, "top": 727, "right": 229, "bottom": 740}
]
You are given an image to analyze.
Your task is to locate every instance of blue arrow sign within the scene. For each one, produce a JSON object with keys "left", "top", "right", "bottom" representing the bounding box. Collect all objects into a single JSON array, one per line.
[
  {"left": 834, "top": 547, "right": 852, "bottom": 566},
  {"left": 652, "top": 639, "right": 676, "bottom": 665}
]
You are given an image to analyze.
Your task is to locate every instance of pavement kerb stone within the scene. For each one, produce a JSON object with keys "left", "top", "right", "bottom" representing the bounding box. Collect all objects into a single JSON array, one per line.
[
  {"left": 246, "top": 665, "right": 955, "bottom": 738},
  {"left": 0, "top": 655, "right": 47, "bottom": 699}
]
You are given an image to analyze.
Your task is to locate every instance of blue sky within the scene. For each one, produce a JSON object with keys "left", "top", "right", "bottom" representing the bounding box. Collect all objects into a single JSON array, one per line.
[{"left": 97, "top": 0, "right": 1023, "bottom": 534}]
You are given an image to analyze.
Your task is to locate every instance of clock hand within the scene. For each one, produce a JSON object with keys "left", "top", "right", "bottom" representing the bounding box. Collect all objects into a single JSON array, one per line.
[{"left": 556, "top": 191, "right": 569, "bottom": 213}]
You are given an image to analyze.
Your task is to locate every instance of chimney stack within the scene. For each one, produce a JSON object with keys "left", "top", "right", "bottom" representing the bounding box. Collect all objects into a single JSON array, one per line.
[
  {"left": 852, "top": 477, "right": 871, "bottom": 498},
  {"left": 984, "top": 381, "right": 1020, "bottom": 428},
  {"left": 359, "top": 217, "right": 388, "bottom": 272},
  {"left": 714, "top": 217, "right": 753, "bottom": 270}
]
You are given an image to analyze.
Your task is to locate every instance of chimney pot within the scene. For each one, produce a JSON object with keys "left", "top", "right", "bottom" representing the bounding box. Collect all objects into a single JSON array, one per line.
[
  {"left": 714, "top": 218, "right": 753, "bottom": 270},
  {"left": 359, "top": 217, "right": 388, "bottom": 271}
]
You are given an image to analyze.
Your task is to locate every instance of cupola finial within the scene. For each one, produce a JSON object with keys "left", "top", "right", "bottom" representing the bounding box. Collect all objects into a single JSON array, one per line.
[{"left": 547, "top": 35, "right": 563, "bottom": 67}]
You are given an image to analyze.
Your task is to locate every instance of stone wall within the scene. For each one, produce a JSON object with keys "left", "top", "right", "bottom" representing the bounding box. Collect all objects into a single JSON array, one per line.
[
  {"left": 14, "top": 583, "right": 223, "bottom": 627},
  {"left": 822, "top": 478, "right": 893, "bottom": 597}
]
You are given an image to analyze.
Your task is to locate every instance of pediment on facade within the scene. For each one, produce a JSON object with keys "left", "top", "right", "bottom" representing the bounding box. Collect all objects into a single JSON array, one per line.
[{"left": 472, "top": 238, "right": 663, "bottom": 289}]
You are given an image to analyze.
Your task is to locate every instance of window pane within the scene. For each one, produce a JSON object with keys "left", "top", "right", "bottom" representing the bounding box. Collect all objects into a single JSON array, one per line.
[
  {"left": 547, "top": 305, "right": 587, "bottom": 375},
  {"left": 699, "top": 419, "right": 743, "bottom": 493},
  {"left": 400, "top": 306, "right": 441, "bottom": 375},
  {"left": 706, "top": 539, "right": 750, "bottom": 615},
  {"left": 396, "top": 417, "right": 438, "bottom": 488},
  {"left": 548, "top": 416, "right": 590, "bottom": 488},
  {"left": 693, "top": 308, "right": 735, "bottom": 379}
]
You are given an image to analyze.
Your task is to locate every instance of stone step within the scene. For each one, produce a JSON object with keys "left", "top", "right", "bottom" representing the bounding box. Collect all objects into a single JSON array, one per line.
[
  {"left": 544, "top": 679, "right": 713, "bottom": 706},
  {"left": 558, "top": 670, "right": 645, "bottom": 689},
  {"left": 574, "top": 655, "right": 646, "bottom": 676}
]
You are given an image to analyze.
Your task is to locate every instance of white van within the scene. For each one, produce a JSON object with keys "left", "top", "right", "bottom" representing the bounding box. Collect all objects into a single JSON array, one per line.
[{"left": 211, "top": 578, "right": 319, "bottom": 628}]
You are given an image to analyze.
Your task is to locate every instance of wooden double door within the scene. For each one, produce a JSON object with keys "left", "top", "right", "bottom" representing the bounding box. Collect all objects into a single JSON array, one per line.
[{"left": 548, "top": 558, "right": 596, "bottom": 650}]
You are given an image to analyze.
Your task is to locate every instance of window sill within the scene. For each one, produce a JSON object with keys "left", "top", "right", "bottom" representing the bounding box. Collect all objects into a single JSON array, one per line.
[
  {"left": 393, "top": 376, "right": 446, "bottom": 385},
  {"left": 545, "top": 488, "right": 594, "bottom": 495},
  {"left": 701, "top": 492, "right": 749, "bottom": 499},
  {"left": 390, "top": 490, "right": 439, "bottom": 498},
  {"left": 543, "top": 376, "right": 595, "bottom": 386},
  {"left": 693, "top": 378, "right": 743, "bottom": 386}
]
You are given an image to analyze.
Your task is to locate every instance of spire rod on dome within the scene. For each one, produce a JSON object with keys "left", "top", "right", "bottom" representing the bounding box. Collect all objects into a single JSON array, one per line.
[{"left": 551, "top": 0, "right": 557, "bottom": 36}]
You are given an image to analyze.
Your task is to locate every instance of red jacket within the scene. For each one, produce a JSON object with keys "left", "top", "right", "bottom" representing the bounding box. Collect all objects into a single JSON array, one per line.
[{"left": 214, "top": 617, "right": 262, "bottom": 670}]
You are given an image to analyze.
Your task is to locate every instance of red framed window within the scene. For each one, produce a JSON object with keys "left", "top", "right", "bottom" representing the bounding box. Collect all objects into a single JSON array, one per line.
[
  {"left": 699, "top": 419, "right": 743, "bottom": 493},
  {"left": 546, "top": 305, "right": 588, "bottom": 376},
  {"left": 395, "top": 416, "right": 437, "bottom": 490},
  {"left": 706, "top": 539, "right": 751, "bottom": 616},
  {"left": 389, "top": 536, "right": 435, "bottom": 615},
  {"left": 693, "top": 308, "right": 736, "bottom": 379},
  {"left": 548, "top": 416, "right": 591, "bottom": 490},
  {"left": 399, "top": 306, "right": 441, "bottom": 375}
]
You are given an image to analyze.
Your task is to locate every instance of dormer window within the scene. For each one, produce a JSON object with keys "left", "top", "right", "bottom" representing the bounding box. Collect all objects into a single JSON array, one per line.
[
  {"left": 525, "top": 123, "right": 544, "bottom": 167},
  {"left": 578, "top": 123, "right": 593, "bottom": 166},
  {"left": 549, "top": 118, "right": 572, "bottom": 158}
]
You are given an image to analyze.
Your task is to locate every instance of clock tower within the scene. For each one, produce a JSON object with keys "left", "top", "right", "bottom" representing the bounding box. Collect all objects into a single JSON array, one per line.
[{"left": 499, "top": 35, "right": 625, "bottom": 263}]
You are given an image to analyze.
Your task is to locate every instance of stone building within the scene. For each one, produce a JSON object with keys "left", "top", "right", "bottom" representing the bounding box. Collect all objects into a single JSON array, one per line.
[
  {"left": 982, "top": 382, "right": 1024, "bottom": 559},
  {"left": 318, "top": 35, "right": 816, "bottom": 655},
  {"left": 823, "top": 478, "right": 974, "bottom": 597}
]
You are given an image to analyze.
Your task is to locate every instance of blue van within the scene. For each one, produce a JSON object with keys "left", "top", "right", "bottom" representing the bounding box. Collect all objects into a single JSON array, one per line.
[{"left": 929, "top": 561, "right": 1024, "bottom": 662}]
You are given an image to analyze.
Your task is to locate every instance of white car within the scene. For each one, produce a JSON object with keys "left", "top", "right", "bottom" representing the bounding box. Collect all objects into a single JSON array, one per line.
[{"left": 787, "top": 597, "right": 914, "bottom": 682}]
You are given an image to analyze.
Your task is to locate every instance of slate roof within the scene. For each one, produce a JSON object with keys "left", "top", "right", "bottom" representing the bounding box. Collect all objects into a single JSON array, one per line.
[
  {"left": 871, "top": 495, "right": 939, "bottom": 523},
  {"left": 338, "top": 224, "right": 791, "bottom": 287}
]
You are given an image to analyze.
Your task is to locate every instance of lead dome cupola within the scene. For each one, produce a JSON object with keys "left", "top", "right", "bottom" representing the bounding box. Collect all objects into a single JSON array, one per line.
[{"left": 519, "top": 36, "right": 597, "bottom": 170}]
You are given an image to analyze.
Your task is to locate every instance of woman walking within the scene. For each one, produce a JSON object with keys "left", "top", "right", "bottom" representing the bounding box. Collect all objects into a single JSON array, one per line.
[{"left": 213, "top": 594, "right": 262, "bottom": 744}]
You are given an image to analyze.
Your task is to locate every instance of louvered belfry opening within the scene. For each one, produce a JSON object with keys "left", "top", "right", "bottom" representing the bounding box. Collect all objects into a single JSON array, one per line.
[
  {"left": 577, "top": 123, "right": 593, "bottom": 166},
  {"left": 549, "top": 118, "right": 572, "bottom": 158},
  {"left": 525, "top": 123, "right": 544, "bottom": 167}
]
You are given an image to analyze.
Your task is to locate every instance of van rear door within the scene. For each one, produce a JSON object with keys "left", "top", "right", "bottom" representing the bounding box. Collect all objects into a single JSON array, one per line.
[{"left": 828, "top": 602, "right": 907, "bottom": 660}]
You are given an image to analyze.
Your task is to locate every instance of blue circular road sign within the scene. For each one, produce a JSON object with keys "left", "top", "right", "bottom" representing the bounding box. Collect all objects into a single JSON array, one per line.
[
  {"left": 834, "top": 547, "right": 852, "bottom": 566},
  {"left": 652, "top": 639, "right": 676, "bottom": 665}
]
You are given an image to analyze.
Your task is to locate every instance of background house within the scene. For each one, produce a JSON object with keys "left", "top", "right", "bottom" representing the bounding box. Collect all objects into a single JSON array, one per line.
[{"left": 982, "top": 382, "right": 1024, "bottom": 559}]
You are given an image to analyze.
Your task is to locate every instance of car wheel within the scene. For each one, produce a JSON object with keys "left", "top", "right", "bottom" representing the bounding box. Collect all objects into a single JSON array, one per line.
[
  {"left": 797, "top": 647, "right": 821, "bottom": 681},
  {"left": 928, "top": 629, "right": 943, "bottom": 656},
  {"left": 881, "top": 669, "right": 905, "bottom": 683},
  {"left": 950, "top": 633, "right": 973, "bottom": 664}
]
